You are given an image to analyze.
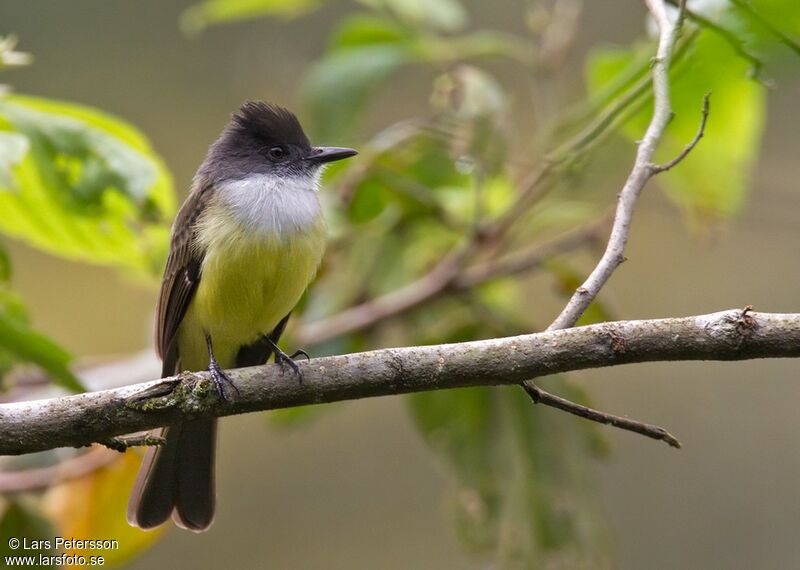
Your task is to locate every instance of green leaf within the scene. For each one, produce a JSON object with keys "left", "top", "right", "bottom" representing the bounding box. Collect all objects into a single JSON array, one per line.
[
  {"left": 0, "top": 95, "right": 174, "bottom": 276},
  {"left": 331, "top": 14, "right": 413, "bottom": 50},
  {"left": 0, "top": 131, "right": 28, "bottom": 185},
  {"left": 181, "top": 0, "right": 324, "bottom": 34},
  {"left": 0, "top": 500, "right": 57, "bottom": 567},
  {"left": 408, "top": 385, "right": 609, "bottom": 565},
  {"left": 348, "top": 176, "right": 389, "bottom": 223},
  {"left": 587, "top": 30, "right": 766, "bottom": 221},
  {"left": 356, "top": 0, "right": 468, "bottom": 33},
  {"left": 0, "top": 290, "right": 84, "bottom": 392},
  {"left": 725, "top": 0, "right": 800, "bottom": 57},
  {"left": 0, "top": 243, "right": 10, "bottom": 282},
  {"left": 0, "top": 247, "right": 82, "bottom": 391},
  {"left": 303, "top": 44, "right": 412, "bottom": 140}
]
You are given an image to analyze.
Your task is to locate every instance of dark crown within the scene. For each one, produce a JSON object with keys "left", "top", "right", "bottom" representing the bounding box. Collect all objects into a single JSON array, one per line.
[{"left": 231, "top": 101, "right": 310, "bottom": 148}]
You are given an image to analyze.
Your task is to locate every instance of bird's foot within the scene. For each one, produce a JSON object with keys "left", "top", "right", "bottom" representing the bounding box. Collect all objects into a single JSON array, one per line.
[
  {"left": 274, "top": 347, "right": 306, "bottom": 383},
  {"left": 208, "top": 356, "right": 239, "bottom": 402},
  {"left": 290, "top": 349, "right": 310, "bottom": 362}
]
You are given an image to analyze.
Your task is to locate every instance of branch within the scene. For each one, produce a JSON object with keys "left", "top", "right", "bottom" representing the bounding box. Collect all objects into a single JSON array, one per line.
[
  {"left": 650, "top": 92, "right": 710, "bottom": 173},
  {"left": 521, "top": 0, "right": 708, "bottom": 440},
  {"left": 295, "top": 3, "right": 698, "bottom": 349},
  {"left": 296, "top": 223, "right": 600, "bottom": 346},
  {"left": 546, "top": 0, "right": 687, "bottom": 331},
  {"left": 0, "top": 448, "right": 120, "bottom": 493},
  {"left": 297, "top": 248, "right": 467, "bottom": 346},
  {"left": 452, "top": 220, "right": 605, "bottom": 290},
  {"left": 97, "top": 433, "right": 166, "bottom": 453},
  {"left": 1, "top": 310, "right": 798, "bottom": 456},
  {"left": 521, "top": 382, "right": 680, "bottom": 448}
]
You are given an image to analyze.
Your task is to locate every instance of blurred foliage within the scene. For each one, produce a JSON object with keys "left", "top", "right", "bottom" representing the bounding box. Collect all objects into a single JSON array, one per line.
[
  {"left": 303, "top": 14, "right": 529, "bottom": 141},
  {"left": 43, "top": 452, "right": 164, "bottom": 566},
  {"left": 0, "top": 499, "right": 57, "bottom": 567},
  {"left": 0, "top": 281, "right": 84, "bottom": 392},
  {"left": 725, "top": 0, "right": 800, "bottom": 61},
  {"left": 181, "top": 0, "right": 324, "bottom": 35},
  {"left": 587, "top": 32, "right": 765, "bottom": 221},
  {"left": 268, "top": 402, "right": 333, "bottom": 427},
  {"left": 0, "top": 35, "right": 32, "bottom": 76},
  {"left": 0, "top": 1, "right": 798, "bottom": 568},
  {"left": 0, "top": 96, "right": 174, "bottom": 276},
  {"left": 0, "top": 41, "right": 175, "bottom": 394},
  {"left": 409, "top": 382, "right": 610, "bottom": 566}
]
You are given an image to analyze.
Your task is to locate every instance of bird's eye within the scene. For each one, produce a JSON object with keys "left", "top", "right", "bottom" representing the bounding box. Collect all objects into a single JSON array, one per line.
[{"left": 267, "top": 146, "right": 286, "bottom": 160}]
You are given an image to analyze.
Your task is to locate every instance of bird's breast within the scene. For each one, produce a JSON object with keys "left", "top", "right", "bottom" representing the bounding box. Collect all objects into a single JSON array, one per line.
[
  {"left": 212, "top": 173, "right": 323, "bottom": 235},
  {"left": 177, "top": 176, "right": 326, "bottom": 369}
]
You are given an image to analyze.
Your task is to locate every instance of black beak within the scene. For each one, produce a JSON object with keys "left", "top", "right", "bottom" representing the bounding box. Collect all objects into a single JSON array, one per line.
[{"left": 306, "top": 146, "right": 358, "bottom": 164}]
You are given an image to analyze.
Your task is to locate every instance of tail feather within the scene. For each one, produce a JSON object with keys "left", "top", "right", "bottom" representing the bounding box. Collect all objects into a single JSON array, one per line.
[
  {"left": 127, "top": 420, "right": 217, "bottom": 532},
  {"left": 127, "top": 426, "right": 180, "bottom": 530},
  {"left": 128, "top": 315, "right": 289, "bottom": 531},
  {"left": 173, "top": 419, "right": 217, "bottom": 530}
]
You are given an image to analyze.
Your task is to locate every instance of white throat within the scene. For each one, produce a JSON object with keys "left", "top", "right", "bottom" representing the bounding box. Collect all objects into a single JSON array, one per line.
[{"left": 216, "top": 172, "right": 322, "bottom": 235}]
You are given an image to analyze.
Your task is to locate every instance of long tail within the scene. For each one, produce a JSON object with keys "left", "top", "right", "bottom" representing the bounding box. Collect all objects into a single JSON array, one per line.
[
  {"left": 126, "top": 419, "right": 217, "bottom": 532},
  {"left": 127, "top": 317, "right": 289, "bottom": 531}
]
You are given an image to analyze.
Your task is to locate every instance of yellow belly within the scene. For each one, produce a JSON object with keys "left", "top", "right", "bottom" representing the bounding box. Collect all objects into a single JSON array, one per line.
[{"left": 176, "top": 219, "right": 326, "bottom": 371}]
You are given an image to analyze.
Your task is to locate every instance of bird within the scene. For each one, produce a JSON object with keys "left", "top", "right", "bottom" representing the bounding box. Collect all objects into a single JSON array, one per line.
[{"left": 127, "top": 101, "right": 356, "bottom": 531}]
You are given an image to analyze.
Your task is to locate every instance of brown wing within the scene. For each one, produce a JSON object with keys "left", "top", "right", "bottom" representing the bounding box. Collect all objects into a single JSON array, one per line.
[{"left": 156, "top": 183, "right": 214, "bottom": 377}]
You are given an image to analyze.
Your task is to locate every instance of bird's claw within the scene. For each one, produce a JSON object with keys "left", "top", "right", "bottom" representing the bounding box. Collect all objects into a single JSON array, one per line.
[
  {"left": 209, "top": 358, "right": 239, "bottom": 402},
  {"left": 290, "top": 349, "right": 310, "bottom": 362},
  {"left": 274, "top": 348, "right": 304, "bottom": 383}
]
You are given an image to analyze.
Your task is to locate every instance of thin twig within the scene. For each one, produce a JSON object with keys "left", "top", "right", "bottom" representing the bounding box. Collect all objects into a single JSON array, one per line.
[
  {"left": 297, "top": 225, "right": 599, "bottom": 346},
  {"left": 453, "top": 220, "right": 606, "bottom": 290},
  {"left": 541, "top": 22, "right": 693, "bottom": 167},
  {"left": 483, "top": 163, "right": 554, "bottom": 241},
  {"left": 522, "top": 0, "right": 694, "bottom": 442},
  {"left": 547, "top": 0, "right": 687, "bottom": 331},
  {"left": 297, "top": 248, "right": 467, "bottom": 346},
  {"left": 0, "top": 447, "right": 120, "bottom": 493},
  {"left": 298, "top": 23, "right": 699, "bottom": 350},
  {"left": 98, "top": 433, "right": 166, "bottom": 453},
  {"left": 651, "top": 92, "right": 711, "bottom": 173},
  {"left": 521, "top": 383, "right": 681, "bottom": 447},
  {"left": 489, "top": 28, "right": 700, "bottom": 242}
]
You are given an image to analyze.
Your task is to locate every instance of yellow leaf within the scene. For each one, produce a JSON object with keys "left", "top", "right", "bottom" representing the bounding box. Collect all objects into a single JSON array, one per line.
[{"left": 43, "top": 449, "right": 165, "bottom": 567}]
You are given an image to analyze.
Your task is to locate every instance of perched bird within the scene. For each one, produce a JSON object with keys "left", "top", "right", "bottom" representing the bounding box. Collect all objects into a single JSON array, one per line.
[{"left": 127, "top": 102, "right": 356, "bottom": 531}]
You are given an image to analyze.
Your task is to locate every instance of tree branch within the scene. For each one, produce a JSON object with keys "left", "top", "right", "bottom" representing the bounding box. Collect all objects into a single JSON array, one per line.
[
  {"left": 546, "top": 0, "right": 687, "bottom": 331},
  {"left": 520, "top": 382, "right": 681, "bottom": 448},
  {"left": 296, "top": 223, "right": 600, "bottom": 346},
  {"left": 0, "top": 447, "right": 121, "bottom": 493},
  {"left": 295, "top": 2, "right": 698, "bottom": 352},
  {"left": 1, "top": 310, "right": 798, "bottom": 456},
  {"left": 651, "top": 92, "right": 710, "bottom": 173},
  {"left": 520, "top": 0, "right": 695, "bottom": 433}
]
